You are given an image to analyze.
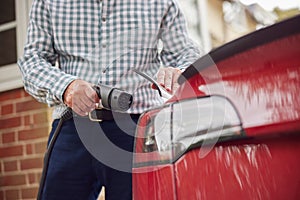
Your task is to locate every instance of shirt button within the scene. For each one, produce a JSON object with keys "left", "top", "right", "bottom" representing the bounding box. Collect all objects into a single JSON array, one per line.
[
  {"left": 102, "top": 43, "right": 106, "bottom": 48},
  {"left": 102, "top": 17, "right": 106, "bottom": 22}
]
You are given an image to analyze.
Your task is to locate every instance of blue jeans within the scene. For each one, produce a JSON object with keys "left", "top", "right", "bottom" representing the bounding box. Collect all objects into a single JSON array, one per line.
[{"left": 41, "top": 115, "right": 139, "bottom": 200}]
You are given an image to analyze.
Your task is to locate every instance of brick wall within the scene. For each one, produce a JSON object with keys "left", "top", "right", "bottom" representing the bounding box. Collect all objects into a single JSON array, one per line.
[
  {"left": 0, "top": 88, "right": 50, "bottom": 199},
  {"left": 0, "top": 88, "right": 105, "bottom": 200}
]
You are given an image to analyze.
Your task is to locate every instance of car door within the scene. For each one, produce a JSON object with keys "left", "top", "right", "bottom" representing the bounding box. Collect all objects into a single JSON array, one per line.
[{"left": 133, "top": 15, "right": 300, "bottom": 200}]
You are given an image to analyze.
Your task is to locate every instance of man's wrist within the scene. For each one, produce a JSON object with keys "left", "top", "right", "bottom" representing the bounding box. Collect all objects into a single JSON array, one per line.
[{"left": 63, "top": 79, "right": 77, "bottom": 107}]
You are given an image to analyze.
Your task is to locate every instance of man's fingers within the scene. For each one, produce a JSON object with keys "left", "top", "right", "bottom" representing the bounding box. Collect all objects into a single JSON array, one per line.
[
  {"left": 72, "top": 103, "right": 89, "bottom": 116},
  {"left": 85, "top": 85, "right": 99, "bottom": 103},
  {"left": 68, "top": 95, "right": 93, "bottom": 116},
  {"left": 172, "top": 69, "right": 181, "bottom": 93},
  {"left": 155, "top": 67, "right": 182, "bottom": 94},
  {"left": 157, "top": 68, "right": 166, "bottom": 87},
  {"left": 63, "top": 79, "right": 99, "bottom": 116},
  {"left": 164, "top": 68, "right": 173, "bottom": 92}
]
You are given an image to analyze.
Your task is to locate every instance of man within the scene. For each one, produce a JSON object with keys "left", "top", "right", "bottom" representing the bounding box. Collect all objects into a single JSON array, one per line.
[{"left": 18, "top": 0, "right": 201, "bottom": 199}]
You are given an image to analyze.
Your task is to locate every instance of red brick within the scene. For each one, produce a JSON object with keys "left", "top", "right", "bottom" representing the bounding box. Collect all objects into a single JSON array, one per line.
[
  {"left": 5, "top": 189, "right": 20, "bottom": 200},
  {"left": 22, "top": 90, "right": 32, "bottom": 97},
  {"left": 34, "top": 141, "right": 47, "bottom": 154},
  {"left": 0, "top": 89, "right": 22, "bottom": 101},
  {"left": 20, "top": 157, "right": 43, "bottom": 170},
  {"left": 28, "top": 173, "right": 37, "bottom": 184},
  {"left": 37, "top": 172, "right": 42, "bottom": 181},
  {"left": 0, "top": 117, "right": 21, "bottom": 129},
  {"left": 0, "top": 190, "right": 4, "bottom": 200},
  {"left": 3, "top": 160, "right": 18, "bottom": 172},
  {"left": 0, "top": 174, "right": 26, "bottom": 186},
  {"left": 0, "top": 145, "right": 23, "bottom": 158},
  {"left": 18, "top": 127, "right": 49, "bottom": 141},
  {"left": 1, "top": 104, "right": 13, "bottom": 115},
  {"left": 26, "top": 144, "right": 33, "bottom": 155},
  {"left": 2, "top": 132, "right": 15, "bottom": 143},
  {"left": 24, "top": 115, "right": 32, "bottom": 126},
  {"left": 16, "top": 100, "right": 46, "bottom": 113},
  {"left": 33, "top": 111, "right": 49, "bottom": 124},
  {"left": 21, "top": 187, "right": 38, "bottom": 199}
]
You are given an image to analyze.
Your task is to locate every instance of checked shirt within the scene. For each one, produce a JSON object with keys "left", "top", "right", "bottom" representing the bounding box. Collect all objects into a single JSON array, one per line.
[{"left": 18, "top": 0, "right": 201, "bottom": 118}]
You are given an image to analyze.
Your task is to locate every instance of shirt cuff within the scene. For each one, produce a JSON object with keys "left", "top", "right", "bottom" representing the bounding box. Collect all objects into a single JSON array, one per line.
[{"left": 52, "top": 73, "right": 78, "bottom": 103}]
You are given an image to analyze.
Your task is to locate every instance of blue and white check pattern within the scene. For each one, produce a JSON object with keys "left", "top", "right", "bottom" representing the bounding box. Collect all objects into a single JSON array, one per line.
[{"left": 18, "top": 0, "right": 201, "bottom": 118}]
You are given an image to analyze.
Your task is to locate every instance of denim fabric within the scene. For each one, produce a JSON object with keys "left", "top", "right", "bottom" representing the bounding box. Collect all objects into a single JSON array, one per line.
[{"left": 41, "top": 116, "right": 139, "bottom": 200}]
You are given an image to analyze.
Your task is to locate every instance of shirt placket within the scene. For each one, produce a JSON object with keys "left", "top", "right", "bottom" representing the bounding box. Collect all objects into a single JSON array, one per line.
[
  {"left": 101, "top": 0, "right": 108, "bottom": 50},
  {"left": 97, "top": 0, "right": 114, "bottom": 84}
]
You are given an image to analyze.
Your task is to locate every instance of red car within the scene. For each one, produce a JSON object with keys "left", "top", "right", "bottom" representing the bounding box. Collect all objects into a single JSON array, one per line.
[{"left": 132, "top": 15, "right": 300, "bottom": 200}]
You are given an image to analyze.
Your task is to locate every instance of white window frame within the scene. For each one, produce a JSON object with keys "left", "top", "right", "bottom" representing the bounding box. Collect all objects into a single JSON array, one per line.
[{"left": 0, "top": 0, "right": 33, "bottom": 92}]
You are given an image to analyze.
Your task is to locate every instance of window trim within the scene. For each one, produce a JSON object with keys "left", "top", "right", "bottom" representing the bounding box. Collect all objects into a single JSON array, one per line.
[{"left": 0, "top": 0, "right": 32, "bottom": 92}]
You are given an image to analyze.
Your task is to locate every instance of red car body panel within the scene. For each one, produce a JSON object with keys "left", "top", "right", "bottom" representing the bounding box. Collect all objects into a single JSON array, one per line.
[
  {"left": 174, "top": 134, "right": 300, "bottom": 200},
  {"left": 177, "top": 33, "right": 300, "bottom": 137},
  {"left": 133, "top": 15, "right": 300, "bottom": 200},
  {"left": 133, "top": 165, "right": 176, "bottom": 200}
]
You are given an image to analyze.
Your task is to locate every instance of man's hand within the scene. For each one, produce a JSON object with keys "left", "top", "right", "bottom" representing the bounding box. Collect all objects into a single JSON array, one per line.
[
  {"left": 155, "top": 67, "right": 182, "bottom": 94},
  {"left": 63, "top": 79, "right": 99, "bottom": 116}
]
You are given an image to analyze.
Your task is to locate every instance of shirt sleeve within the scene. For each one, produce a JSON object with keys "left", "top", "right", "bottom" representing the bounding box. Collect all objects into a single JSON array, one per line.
[
  {"left": 159, "top": 0, "right": 202, "bottom": 70},
  {"left": 17, "top": 0, "right": 77, "bottom": 107}
]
